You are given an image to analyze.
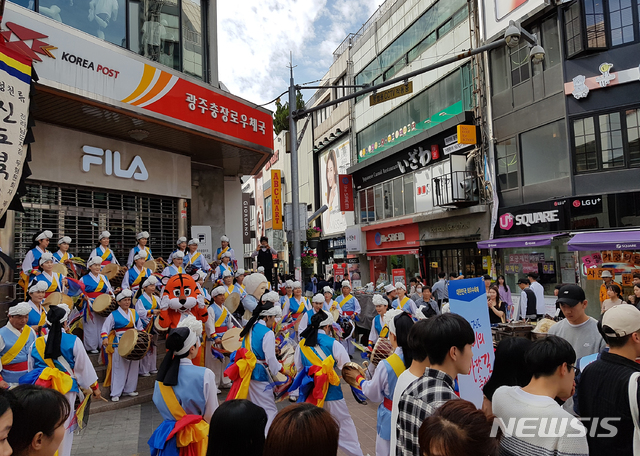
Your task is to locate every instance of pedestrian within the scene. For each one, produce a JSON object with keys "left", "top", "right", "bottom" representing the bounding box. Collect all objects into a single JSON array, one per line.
[
  {"left": 250, "top": 236, "right": 277, "bottom": 287},
  {"left": 392, "top": 282, "right": 419, "bottom": 319},
  {"left": 601, "top": 283, "right": 626, "bottom": 313},
  {"left": 431, "top": 272, "right": 448, "bottom": 305},
  {"left": 553, "top": 283, "right": 566, "bottom": 320},
  {"left": 396, "top": 313, "right": 475, "bottom": 456},
  {"left": 360, "top": 309, "right": 414, "bottom": 456},
  {"left": 517, "top": 278, "right": 538, "bottom": 320},
  {"left": 292, "top": 310, "right": 364, "bottom": 456},
  {"left": 21, "top": 230, "right": 52, "bottom": 287},
  {"left": 88, "top": 231, "right": 119, "bottom": 267},
  {"left": 527, "top": 272, "right": 546, "bottom": 318},
  {"left": 629, "top": 283, "right": 640, "bottom": 308},
  {"left": 335, "top": 281, "right": 360, "bottom": 356},
  {"left": 367, "top": 294, "right": 388, "bottom": 352},
  {"left": 599, "top": 270, "right": 620, "bottom": 307},
  {"left": 483, "top": 274, "right": 492, "bottom": 293},
  {"left": 496, "top": 275, "right": 513, "bottom": 319},
  {"left": 52, "top": 236, "right": 73, "bottom": 264},
  {"left": 577, "top": 304, "right": 640, "bottom": 455},
  {"left": 81, "top": 256, "right": 115, "bottom": 353},
  {"left": 135, "top": 276, "right": 160, "bottom": 377},
  {"left": 216, "top": 235, "right": 236, "bottom": 268},
  {"left": 23, "top": 304, "right": 102, "bottom": 456},
  {"left": 414, "top": 285, "right": 440, "bottom": 319},
  {"left": 389, "top": 320, "right": 431, "bottom": 456},
  {"left": 167, "top": 236, "right": 187, "bottom": 263},
  {"left": 184, "top": 239, "right": 211, "bottom": 274},
  {"left": 148, "top": 316, "right": 218, "bottom": 456},
  {"left": 482, "top": 337, "right": 533, "bottom": 415},
  {"left": 0, "top": 388, "right": 15, "bottom": 456},
  {"left": 127, "top": 231, "right": 153, "bottom": 268},
  {"left": 492, "top": 335, "right": 587, "bottom": 456},
  {"left": 121, "top": 251, "right": 154, "bottom": 293},
  {"left": 263, "top": 403, "right": 339, "bottom": 456},
  {"left": 0, "top": 302, "right": 37, "bottom": 387},
  {"left": 548, "top": 284, "right": 606, "bottom": 359},
  {"left": 418, "top": 399, "right": 500, "bottom": 456},
  {"left": 34, "top": 252, "right": 67, "bottom": 297},
  {"left": 101, "top": 289, "right": 143, "bottom": 401},
  {"left": 383, "top": 284, "right": 397, "bottom": 309},
  {"left": 8, "top": 385, "right": 70, "bottom": 456},
  {"left": 161, "top": 250, "right": 186, "bottom": 277},
  {"left": 317, "top": 274, "right": 330, "bottom": 293},
  {"left": 26, "top": 281, "right": 48, "bottom": 335},
  {"left": 207, "top": 399, "right": 267, "bottom": 456},
  {"left": 487, "top": 284, "right": 507, "bottom": 324},
  {"left": 204, "top": 286, "right": 234, "bottom": 391},
  {"left": 634, "top": 272, "right": 640, "bottom": 287}
]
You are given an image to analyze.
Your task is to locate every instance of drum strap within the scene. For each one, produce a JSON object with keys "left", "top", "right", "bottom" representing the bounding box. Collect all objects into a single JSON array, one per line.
[
  {"left": 386, "top": 353, "right": 405, "bottom": 378},
  {"left": 215, "top": 306, "right": 228, "bottom": 327},
  {"left": 339, "top": 295, "right": 353, "bottom": 308}
]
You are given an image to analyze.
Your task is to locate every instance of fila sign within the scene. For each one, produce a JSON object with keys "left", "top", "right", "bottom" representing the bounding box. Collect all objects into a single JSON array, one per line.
[{"left": 82, "top": 145, "right": 149, "bottom": 181}]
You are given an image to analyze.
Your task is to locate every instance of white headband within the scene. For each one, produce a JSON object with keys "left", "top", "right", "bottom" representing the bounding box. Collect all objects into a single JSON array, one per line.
[
  {"left": 172, "top": 250, "right": 185, "bottom": 259},
  {"left": 222, "top": 270, "right": 233, "bottom": 278},
  {"left": 319, "top": 311, "right": 334, "bottom": 327},
  {"left": 99, "top": 231, "right": 110, "bottom": 240},
  {"left": 46, "top": 304, "right": 70, "bottom": 325},
  {"left": 35, "top": 230, "right": 53, "bottom": 241},
  {"left": 323, "top": 286, "right": 333, "bottom": 294},
  {"left": 395, "top": 282, "right": 406, "bottom": 291},
  {"left": 373, "top": 294, "right": 387, "bottom": 306},
  {"left": 117, "top": 289, "right": 133, "bottom": 301},
  {"left": 235, "top": 269, "right": 245, "bottom": 277},
  {"left": 286, "top": 280, "right": 294, "bottom": 288},
  {"left": 384, "top": 284, "right": 396, "bottom": 293},
  {"left": 29, "top": 281, "right": 48, "bottom": 293},
  {"left": 257, "top": 266, "right": 265, "bottom": 272},
  {"left": 261, "top": 291, "right": 280, "bottom": 303},
  {"left": 188, "top": 239, "right": 199, "bottom": 246},
  {"left": 58, "top": 236, "right": 71, "bottom": 245},
  {"left": 312, "top": 293, "right": 324, "bottom": 303},
  {"left": 39, "top": 252, "right": 54, "bottom": 265},
  {"left": 384, "top": 309, "right": 405, "bottom": 336},
  {"left": 260, "top": 305, "right": 282, "bottom": 318},
  {"left": 176, "top": 236, "right": 187, "bottom": 245},
  {"left": 136, "top": 231, "right": 150, "bottom": 240},
  {"left": 222, "top": 252, "right": 232, "bottom": 259},
  {"left": 134, "top": 251, "right": 147, "bottom": 261},
  {"left": 341, "top": 280, "right": 351, "bottom": 288},
  {"left": 8, "top": 302, "right": 30, "bottom": 316},
  {"left": 175, "top": 315, "right": 203, "bottom": 356},
  {"left": 142, "top": 276, "right": 158, "bottom": 288},
  {"left": 87, "top": 256, "right": 103, "bottom": 267},
  {"left": 211, "top": 286, "right": 226, "bottom": 297},
  {"left": 221, "top": 235, "right": 229, "bottom": 242},
  {"left": 292, "top": 281, "right": 302, "bottom": 289}
]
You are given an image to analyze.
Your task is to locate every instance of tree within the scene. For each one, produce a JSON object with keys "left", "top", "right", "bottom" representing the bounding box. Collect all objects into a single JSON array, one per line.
[{"left": 273, "top": 90, "right": 305, "bottom": 135}]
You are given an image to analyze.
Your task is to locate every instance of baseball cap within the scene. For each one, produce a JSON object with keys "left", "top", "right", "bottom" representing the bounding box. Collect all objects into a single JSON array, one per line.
[
  {"left": 600, "top": 270, "right": 613, "bottom": 278},
  {"left": 602, "top": 304, "right": 640, "bottom": 337},
  {"left": 517, "top": 278, "right": 530, "bottom": 285},
  {"left": 556, "top": 284, "right": 586, "bottom": 307}
]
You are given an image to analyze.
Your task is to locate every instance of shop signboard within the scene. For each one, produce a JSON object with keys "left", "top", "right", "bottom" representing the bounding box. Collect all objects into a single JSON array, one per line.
[
  {"left": 345, "top": 226, "right": 363, "bottom": 253},
  {"left": 622, "top": 273, "right": 634, "bottom": 287},
  {"left": 392, "top": 268, "right": 406, "bottom": 285},
  {"left": 586, "top": 268, "right": 615, "bottom": 281},
  {"left": 448, "top": 277, "right": 494, "bottom": 408},
  {"left": 271, "top": 169, "right": 282, "bottom": 230},
  {"left": 366, "top": 224, "right": 420, "bottom": 251},
  {"left": 319, "top": 138, "right": 354, "bottom": 235},
  {"left": 339, "top": 174, "right": 354, "bottom": 211},
  {"left": 242, "top": 193, "right": 251, "bottom": 244},
  {"left": 497, "top": 199, "right": 570, "bottom": 236}
]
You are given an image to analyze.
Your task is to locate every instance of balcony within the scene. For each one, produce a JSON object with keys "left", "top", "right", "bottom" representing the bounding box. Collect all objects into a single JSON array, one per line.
[{"left": 432, "top": 171, "right": 479, "bottom": 208}]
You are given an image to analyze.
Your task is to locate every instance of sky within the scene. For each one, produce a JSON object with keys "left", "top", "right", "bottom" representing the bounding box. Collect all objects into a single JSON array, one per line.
[{"left": 217, "top": 0, "right": 380, "bottom": 111}]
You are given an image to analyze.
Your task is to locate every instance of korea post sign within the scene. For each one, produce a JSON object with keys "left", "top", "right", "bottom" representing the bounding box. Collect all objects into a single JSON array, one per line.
[
  {"left": 271, "top": 169, "right": 283, "bottom": 230},
  {"left": 448, "top": 277, "right": 495, "bottom": 408}
]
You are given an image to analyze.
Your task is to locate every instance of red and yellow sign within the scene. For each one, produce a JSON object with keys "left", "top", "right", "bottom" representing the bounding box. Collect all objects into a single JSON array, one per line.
[{"left": 271, "top": 169, "right": 282, "bottom": 230}]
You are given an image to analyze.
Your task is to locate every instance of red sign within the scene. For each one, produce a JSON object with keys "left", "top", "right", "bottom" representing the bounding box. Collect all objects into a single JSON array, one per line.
[
  {"left": 339, "top": 174, "right": 354, "bottom": 211},
  {"left": 264, "top": 149, "right": 279, "bottom": 171},
  {"left": 366, "top": 224, "right": 420, "bottom": 251},
  {"left": 392, "top": 268, "right": 406, "bottom": 285}
]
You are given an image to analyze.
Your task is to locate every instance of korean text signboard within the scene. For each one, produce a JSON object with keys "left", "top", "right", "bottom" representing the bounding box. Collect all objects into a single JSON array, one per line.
[
  {"left": 0, "top": 44, "right": 31, "bottom": 219},
  {"left": 369, "top": 82, "right": 413, "bottom": 107},
  {"left": 339, "top": 174, "right": 354, "bottom": 211},
  {"left": 448, "top": 277, "right": 494, "bottom": 408},
  {"left": 271, "top": 169, "right": 282, "bottom": 230}
]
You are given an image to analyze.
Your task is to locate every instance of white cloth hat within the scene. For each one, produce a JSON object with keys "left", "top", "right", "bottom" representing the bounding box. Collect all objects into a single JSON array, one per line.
[
  {"left": 235, "top": 269, "right": 245, "bottom": 277},
  {"left": 602, "top": 304, "right": 640, "bottom": 337},
  {"left": 261, "top": 291, "right": 280, "bottom": 304},
  {"left": 176, "top": 236, "right": 187, "bottom": 245},
  {"left": 384, "top": 284, "right": 396, "bottom": 293},
  {"left": 260, "top": 304, "right": 282, "bottom": 318},
  {"left": 176, "top": 315, "right": 203, "bottom": 356},
  {"left": 134, "top": 251, "right": 147, "bottom": 261},
  {"left": 8, "top": 302, "right": 30, "bottom": 316},
  {"left": 194, "top": 270, "right": 207, "bottom": 281},
  {"left": 116, "top": 289, "right": 133, "bottom": 301},
  {"left": 323, "top": 286, "right": 333, "bottom": 294},
  {"left": 46, "top": 304, "right": 70, "bottom": 325},
  {"left": 39, "top": 252, "right": 54, "bottom": 265},
  {"left": 136, "top": 231, "right": 150, "bottom": 240},
  {"left": 319, "top": 310, "right": 334, "bottom": 327},
  {"left": 58, "top": 236, "right": 71, "bottom": 245},
  {"left": 221, "top": 235, "right": 229, "bottom": 242},
  {"left": 285, "top": 280, "right": 294, "bottom": 288},
  {"left": 188, "top": 239, "right": 199, "bottom": 246},
  {"left": 35, "top": 230, "right": 53, "bottom": 241},
  {"left": 142, "top": 275, "right": 158, "bottom": 289},
  {"left": 222, "top": 252, "right": 232, "bottom": 259},
  {"left": 312, "top": 293, "right": 324, "bottom": 303},
  {"left": 244, "top": 273, "right": 268, "bottom": 296},
  {"left": 222, "top": 270, "right": 233, "bottom": 278},
  {"left": 99, "top": 231, "right": 110, "bottom": 240},
  {"left": 87, "top": 256, "right": 103, "bottom": 267},
  {"left": 211, "top": 286, "right": 226, "bottom": 298},
  {"left": 29, "top": 281, "right": 48, "bottom": 294},
  {"left": 373, "top": 294, "right": 387, "bottom": 306},
  {"left": 292, "top": 281, "right": 302, "bottom": 289},
  {"left": 341, "top": 280, "right": 351, "bottom": 288},
  {"left": 257, "top": 266, "right": 265, "bottom": 273},
  {"left": 384, "top": 308, "right": 405, "bottom": 336},
  {"left": 395, "top": 282, "right": 406, "bottom": 291},
  {"left": 172, "top": 250, "right": 185, "bottom": 259}
]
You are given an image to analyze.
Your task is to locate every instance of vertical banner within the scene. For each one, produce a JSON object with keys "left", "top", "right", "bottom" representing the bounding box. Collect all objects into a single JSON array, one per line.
[
  {"left": 242, "top": 192, "right": 251, "bottom": 244},
  {"left": 339, "top": 174, "right": 354, "bottom": 211},
  {"left": 0, "top": 44, "right": 31, "bottom": 219},
  {"left": 448, "top": 277, "right": 494, "bottom": 408},
  {"left": 271, "top": 169, "right": 282, "bottom": 230}
]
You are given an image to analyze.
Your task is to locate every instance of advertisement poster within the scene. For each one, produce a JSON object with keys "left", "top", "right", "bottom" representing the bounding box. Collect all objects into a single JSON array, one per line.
[
  {"left": 255, "top": 174, "right": 264, "bottom": 238},
  {"left": 448, "top": 277, "right": 494, "bottom": 408},
  {"left": 319, "top": 139, "right": 354, "bottom": 235},
  {"left": 349, "top": 263, "right": 362, "bottom": 288},
  {"left": 392, "top": 268, "right": 406, "bottom": 285}
]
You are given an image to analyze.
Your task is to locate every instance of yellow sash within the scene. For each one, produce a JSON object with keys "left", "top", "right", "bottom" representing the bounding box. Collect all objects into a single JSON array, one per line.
[
  {"left": 234, "top": 329, "right": 256, "bottom": 399},
  {"left": 96, "top": 275, "right": 107, "bottom": 293},
  {"left": 1, "top": 327, "right": 30, "bottom": 364},
  {"left": 100, "top": 248, "right": 112, "bottom": 261},
  {"left": 299, "top": 340, "right": 340, "bottom": 408},
  {"left": 37, "top": 306, "right": 47, "bottom": 327},
  {"left": 45, "top": 273, "right": 62, "bottom": 292},
  {"left": 386, "top": 353, "right": 406, "bottom": 378},
  {"left": 217, "top": 247, "right": 229, "bottom": 260},
  {"left": 215, "top": 306, "right": 228, "bottom": 327},
  {"left": 103, "top": 310, "right": 135, "bottom": 387},
  {"left": 151, "top": 296, "right": 158, "bottom": 310},
  {"left": 131, "top": 268, "right": 148, "bottom": 287},
  {"left": 188, "top": 252, "right": 201, "bottom": 265},
  {"left": 398, "top": 296, "right": 409, "bottom": 310},
  {"left": 34, "top": 337, "right": 73, "bottom": 394},
  {"left": 224, "top": 285, "right": 235, "bottom": 298},
  {"left": 59, "top": 252, "right": 69, "bottom": 262},
  {"left": 339, "top": 294, "right": 354, "bottom": 308},
  {"left": 158, "top": 382, "right": 209, "bottom": 454}
]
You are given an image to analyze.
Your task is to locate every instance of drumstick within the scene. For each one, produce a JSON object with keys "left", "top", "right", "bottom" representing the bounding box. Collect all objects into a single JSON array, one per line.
[{"left": 98, "top": 395, "right": 109, "bottom": 403}]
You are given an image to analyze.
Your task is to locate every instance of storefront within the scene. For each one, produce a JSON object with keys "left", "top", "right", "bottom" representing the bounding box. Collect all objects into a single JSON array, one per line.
[{"left": 364, "top": 222, "right": 421, "bottom": 287}]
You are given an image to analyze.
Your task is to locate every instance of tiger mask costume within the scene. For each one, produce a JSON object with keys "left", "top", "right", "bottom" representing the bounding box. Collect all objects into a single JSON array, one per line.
[{"left": 157, "top": 273, "right": 208, "bottom": 330}]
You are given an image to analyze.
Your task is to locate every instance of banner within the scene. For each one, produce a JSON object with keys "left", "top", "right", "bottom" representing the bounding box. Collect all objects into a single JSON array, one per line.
[
  {"left": 319, "top": 138, "right": 353, "bottom": 235},
  {"left": 242, "top": 193, "right": 251, "bottom": 244},
  {"left": 448, "top": 277, "right": 494, "bottom": 408},
  {"left": 0, "top": 43, "right": 31, "bottom": 219},
  {"left": 271, "top": 169, "right": 282, "bottom": 230},
  {"left": 338, "top": 174, "right": 354, "bottom": 211}
]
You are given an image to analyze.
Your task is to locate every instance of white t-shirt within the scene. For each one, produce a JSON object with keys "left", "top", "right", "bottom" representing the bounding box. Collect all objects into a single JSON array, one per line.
[{"left": 389, "top": 369, "right": 420, "bottom": 456}]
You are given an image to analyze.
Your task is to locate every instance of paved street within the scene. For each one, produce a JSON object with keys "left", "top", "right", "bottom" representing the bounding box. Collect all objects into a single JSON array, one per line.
[{"left": 71, "top": 383, "right": 378, "bottom": 456}]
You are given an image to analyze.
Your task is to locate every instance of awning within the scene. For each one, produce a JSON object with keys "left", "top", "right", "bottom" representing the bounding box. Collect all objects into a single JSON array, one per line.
[
  {"left": 477, "top": 233, "right": 566, "bottom": 249},
  {"left": 367, "top": 248, "right": 419, "bottom": 257},
  {"left": 567, "top": 230, "right": 640, "bottom": 251}
]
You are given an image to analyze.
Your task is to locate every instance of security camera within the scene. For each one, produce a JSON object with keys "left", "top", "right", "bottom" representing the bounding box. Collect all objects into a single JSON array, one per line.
[
  {"left": 530, "top": 44, "right": 546, "bottom": 64},
  {"left": 504, "top": 21, "right": 521, "bottom": 48}
]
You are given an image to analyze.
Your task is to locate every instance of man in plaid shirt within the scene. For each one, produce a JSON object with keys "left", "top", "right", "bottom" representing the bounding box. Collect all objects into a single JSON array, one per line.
[{"left": 396, "top": 314, "right": 475, "bottom": 455}]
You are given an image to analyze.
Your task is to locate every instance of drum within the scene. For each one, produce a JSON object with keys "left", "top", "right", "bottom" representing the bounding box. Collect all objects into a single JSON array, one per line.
[
  {"left": 102, "top": 264, "right": 120, "bottom": 280},
  {"left": 110, "top": 266, "right": 127, "bottom": 290},
  {"left": 220, "top": 327, "right": 243, "bottom": 353},
  {"left": 143, "top": 260, "right": 161, "bottom": 274},
  {"left": 370, "top": 337, "right": 394, "bottom": 368},
  {"left": 92, "top": 294, "right": 118, "bottom": 317},
  {"left": 224, "top": 293, "right": 241, "bottom": 313},
  {"left": 118, "top": 329, "right": 151, "bottom": 360},
  {"left": 61, "top": 294, "right": 73, "bottom": 307},
  {"left": 43, "top": 292, "right": 63, "bottom": 310},
  {"left": 52, "top": 264, "right": 68, "bottom": 276},
  {"left": 330, "top": 308, "right": 340, "bottom": 323},
  {"left": 153, "top": 316, "right": 168, "bottom": 335}
]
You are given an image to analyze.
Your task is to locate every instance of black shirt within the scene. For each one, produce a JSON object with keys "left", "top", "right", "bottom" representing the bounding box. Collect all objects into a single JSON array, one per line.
[
  {"left": 577, "top": 351, "right": 640, "bottom": 456},
  {"left": 488, "top": 301, "right": 506, "bottom": 324}
]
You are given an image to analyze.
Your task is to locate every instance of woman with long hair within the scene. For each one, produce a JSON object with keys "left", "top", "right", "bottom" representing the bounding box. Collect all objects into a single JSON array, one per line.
[
  {"left": 601, "top": 283, "right": 626, "bottom": 313},
  {"left": 360, "top": 309, "right": 414, "bottom": 456},
  {"left": 496, "top": 275, "right": 513, "bottom": 319},
  {"left": 324, "top": 149, "right": 338, "bottom": 229},
  {"left": 487, "top": 285, "right": 507, "bottom": 324}
]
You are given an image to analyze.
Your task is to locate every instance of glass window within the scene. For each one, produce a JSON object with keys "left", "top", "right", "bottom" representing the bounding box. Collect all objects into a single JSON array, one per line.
[
  {"left": 509, "top": 41, "right": 530, "bottom": 86},
  {"left": 366, "top": 187, "right": 375, "bottom": 222},
  {"left": 564, "top": 2, "right": 584, "bottom": 57},
  {"left": 264, "top": 196, "right": 272, "bottom": 221},
  {"left": 182, "top": 0, "right": 205, "bottom": 79},
  {"left": 359, "top": 190, "right": 367, "bottom": 223},
  {"left": 609, "top": 0, "right": 635, "bottom": 46},
  {"left": 134, "top": 0, "right": 181, "bottom": 71},
  {"left": 496, "top": 138, "right": 519, "bottom": 190},
  {"left": 383, "top": 182, "right": 393, "bottom": 219},
  {"left": 520, "top": 120, "right": 570, "bottom": 185},
  {"left": 626, "top": 109, "right": 640, "bottom": 167},
  {"left": 407, "top": 32, "right": 436, "bottom": 63},
  {"left": 541, "top": 17, "right": 561, "bottom": 68},
  {"left": 404, "top": 174, "right": 415, "bottom": 215},
  {"left": 599, "top": 112, "right": 625, "bottom": 168},
  {"left": 573, "top": 117, "right": 598, "bottom": 172},
  {"left": 490, "top": 47, "right": 509, "bottom": 94},
  {"left": 374, "top": 185, "right": 384, "bottom": 220},
  {"left": 584, "top": 0, "right": 607, "bottom": 48},
  {"left": 393, "top": 178, "right": 404, "bottom": 217}
]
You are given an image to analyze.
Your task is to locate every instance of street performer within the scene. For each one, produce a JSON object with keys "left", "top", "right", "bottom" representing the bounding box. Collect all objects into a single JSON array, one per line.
[
  {"left": 81, "top": 256, "right": 115, "bottom": 354},
  {"left": 216, "top": 235, "right": 236, "bottom": 267},
  {"left": 35, "top": 252, "right": 68, "bottom": 296},
  {"left": 53, "top": 236, "right": 74, "bottom": 264},
  {"left": 136, "top": 276, "right": 161, "bottom": 377},
  {"left": 392, "top": 282, "right": 418, "bottom": 319},
  {"left": 89, "top": 231, "right": 120, "bottom": 266},
  {"left": 336, "top": 281, "right": 360, "bottom": 356},
  {"left": 162, "top": 250, "right": 186, "bottom": 277},
  {"left": 282, "top": 281, "right": 309, "bottom": 336},
  {"left": 204, "top": 286, "right": 233, "bottom": 390},
  {"left": 26, "top": 281, "right": 48, "bottom": 334},
  {"left": 0, "top": 302, "right": 37, "bottom": 387},
  {"left": 225, "top": 291, "right": 283, "bottom": 431},
  {"left": 213, "top": 252, "right": 234, "bottom": 282},
  {"left": 148, "top": 315, "right": 218, "bottom": 456},
  {"left": 168, "top": 236, "right": 188, "bottom": 263},
  {"left": 184, "top": 239, "right": 211, "bottom": 274},
  {"left": 368, "top": 293, "right": 389, "bottom": 352},
  {"left": 20, "top": 230, "right": 52, "bottom": 288},
  {"left": 127, "top": 231, "right": 153, "bottom": 268},
  {"left": 122, "top": 251, "right": 154, "bottom": 293},
  {"left": 291, "top": 310, "right": 364, "bottom": 456},
  {"left": 298, "top": 293, "right": 329, "bottom": 336}
]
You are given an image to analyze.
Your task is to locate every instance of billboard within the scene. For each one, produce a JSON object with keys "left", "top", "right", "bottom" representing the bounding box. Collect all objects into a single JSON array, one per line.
[
  {"left": 482, "top": 0, "right": 547, "bottom": 42},
  {"left": 319, "top": 138, "right": 354, "bottom": 235}
]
